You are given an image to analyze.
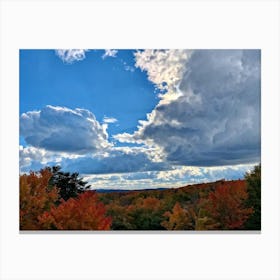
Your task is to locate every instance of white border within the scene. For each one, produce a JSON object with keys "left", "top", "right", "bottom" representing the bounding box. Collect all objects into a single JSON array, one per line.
[{"left": 1, "top": 1, "right": 279, "bottom": 279}]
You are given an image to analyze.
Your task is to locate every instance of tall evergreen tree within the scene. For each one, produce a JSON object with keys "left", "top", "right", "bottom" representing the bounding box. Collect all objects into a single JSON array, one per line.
[
  {"left": 244, "top": 164, "right": 261, "bottom": 230},
  {"left": 46, "top": 166, "right": 91, "bottom": 201}
]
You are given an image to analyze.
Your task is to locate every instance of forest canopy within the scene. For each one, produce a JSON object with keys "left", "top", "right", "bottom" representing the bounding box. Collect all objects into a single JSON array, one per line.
[{"left": 19, "top": 164, "right": 261, "bottom": 231}]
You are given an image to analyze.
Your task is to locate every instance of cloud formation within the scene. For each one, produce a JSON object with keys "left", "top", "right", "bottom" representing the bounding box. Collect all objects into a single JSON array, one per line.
[
  {"left": 20, "top": 145, "right": 49, "bottom": 171},
  {"left": 55, "top": 49, "right": 88, "bottom": 64},
  {"left": 83, "top": 163, "right": 254, "bottom": 190},
  {"left": 20, "top": 142, "right": 254, "bottom": 189},
  {"left": 20, "top": 49, "right": 260, "bottom": 189},
  {"left": 102, "top": 49, "right": 118, "bottom": 59},
  {"left": 115, "top": 49, "right": 261, "bottom": 166},
  {"left": 135, "top": 49, "right": 191, "bottom": 103},
  {"left": 20, "top": 105, "right": 111, "bottom": 153},
  {"left": 62, "top": 147, "right": 170, "bottom": 174},
  {"left": 19, "top": 144, "right": 171, "bottom": 177},
  {"left": 103, "top": 116, "right": 118, "bottom": 124}
]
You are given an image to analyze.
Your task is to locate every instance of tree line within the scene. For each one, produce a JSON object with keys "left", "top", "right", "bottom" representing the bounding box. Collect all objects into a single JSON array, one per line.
[{"left": 20, "top": 164, "right": 261, "bottom": 230}]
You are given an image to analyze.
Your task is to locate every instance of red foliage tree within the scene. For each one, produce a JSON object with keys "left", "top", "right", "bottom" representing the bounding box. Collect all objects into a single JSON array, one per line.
[
  {"left": 38, "top": 191, "right": 112, "bottom": 230},
  {"left": 205, "top": 181, "right": 253, "bottom": 229}
]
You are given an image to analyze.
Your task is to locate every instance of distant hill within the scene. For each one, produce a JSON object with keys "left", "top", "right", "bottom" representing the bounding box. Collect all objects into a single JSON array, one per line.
[
  {"left": 94, "top": 179, "right": 230, "bottom": 194},
  {"left": 95, "top": 187, "right": 169, "bottom": 193},
  {"left": 96, "top": 178, "right": 250, "bottom": 230},
  {"left": 93, "top": 179, "right": 245, "bottom": 199}
]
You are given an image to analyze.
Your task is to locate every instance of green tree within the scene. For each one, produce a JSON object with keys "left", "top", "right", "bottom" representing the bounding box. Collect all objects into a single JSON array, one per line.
[
  {"left": 244, "top": 164, "right": 261, "bottom": 230},
  {"left": 127, "top": 197, "right": 165, "bottom": 230},
  {"left": 46, "top": 166, "right": 90, "bottom": 201}
]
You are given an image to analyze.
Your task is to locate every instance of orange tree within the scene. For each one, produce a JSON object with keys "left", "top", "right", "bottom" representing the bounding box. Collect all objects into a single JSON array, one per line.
[
  {"left": 20, "top": 169, "right": 59, "bottom": 230},
  {"left": 38, "top": 191, "right": 112, "bottom": 230},
  {"left": 161, "top": 202, "right": 194, "bottom": 230}
]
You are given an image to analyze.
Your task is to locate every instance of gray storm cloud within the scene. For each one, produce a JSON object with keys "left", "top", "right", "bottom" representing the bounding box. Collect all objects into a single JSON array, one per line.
[
  {"left": 62, "top": 147, "right": 170, "bottom": 174},
  {"left": 115, "top": 49, "right": 261, "bottom": 166}
]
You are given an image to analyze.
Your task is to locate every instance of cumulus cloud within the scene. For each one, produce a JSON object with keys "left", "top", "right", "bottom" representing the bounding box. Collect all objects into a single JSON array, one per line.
[
  {"left": 19, "top": 144, "right": 169, "bottom": 175},
  {"left": 20, "top": 145, "right": 48, "bottom": 171},
  {"left": 134, "top": 49, "right": 191, "bottom": 103},
  {"left": 55, "top": 49, "right": 89, "bottom": 64},
  {"left": 102, "top": 49, "right": 118, "bottom": 59},
  {"left": 115, "top": 49, "right": 261, "bottom": 166},
  {"left": 19, "top": 145, "right": 68, "bottom": 173},
  {"left": 20, "top": 105, "right": 111, "bottom": 154}
]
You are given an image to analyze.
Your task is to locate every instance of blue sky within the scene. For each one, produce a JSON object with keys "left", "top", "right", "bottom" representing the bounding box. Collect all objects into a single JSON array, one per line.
[
  {"left": 20, "top": 50, "right": 158, "bottom": 143},
  {"left": 19, "top": 49, "right": 261, "bottom": 189}
]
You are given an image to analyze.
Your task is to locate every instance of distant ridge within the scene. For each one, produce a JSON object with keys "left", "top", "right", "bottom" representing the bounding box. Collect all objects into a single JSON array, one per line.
[
  {"left": 92, "top": 179, "right": 234, "bottom": 193},
  {"left": 94, "top": 188, "right": 169, "bottom": 193}
]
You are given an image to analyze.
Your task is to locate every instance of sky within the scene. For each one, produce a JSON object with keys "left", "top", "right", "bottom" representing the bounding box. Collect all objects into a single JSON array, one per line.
[{"left": 19, "top": 49, "right": 261, "bottom": 190}]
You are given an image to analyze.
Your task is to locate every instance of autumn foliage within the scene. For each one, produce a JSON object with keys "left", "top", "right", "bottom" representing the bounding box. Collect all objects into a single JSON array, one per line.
[
  {"left": 20, "top": 169, "right": 59, "bottom": 230},
  {"left": 204, "top": 181, "right": 253, "bottom": 229},
  {"left": 20, "top": 166, "right": 259, "bottom": 230},
  {"left": 161, "top": 202, "right": 193, "bottom": 230},
  {"left": 20, "top": 168, "right": 111, "bottom": 230},
  {"left": 38, "top": 192, "right": 111, "bottom": 230},
  {"left": 99, "top": 179, "right": 255, "bottom": 230}
]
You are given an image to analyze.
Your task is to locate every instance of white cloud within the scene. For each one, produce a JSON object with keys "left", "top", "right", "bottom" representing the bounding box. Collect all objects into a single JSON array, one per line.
[
  {"left": 156, "top": 166, "right": 202, "bottom": 181},
  {"left": 19, "top": 143, "right": 93, "bottom": 173},
  {"left": 20, "top": 105, "right": 111, "bottom": 154},
  {"left": 103, "top": 116, "right": 118, "bottom": 124},
  {"left": 156, "top": 164, "right": 254, "bottom": 182},
  {"left": 102, "top": 49, "right": 118, "bottom": 59},
  {"left": 55, "top": 49, "right": 89, "bottom": 64},
  {"left": 114, "top": 132, "right": 142, "bottom": 144},
  {"left": 19, "top": 145, "right": 67, "bottom": 173},
  {"left": 19, "top": 144, "right": 170, "bottom": 175},
  {"left": 20, "top": 145, "right": 48, "bottom": 171},
  {"left": 115, "top": 49, "right": 261, "bottom": 166},
  {"left": 19, "top": 144, "right": 256, "bottom": 190},
  {"left": 134, "top": 49, "right": 191, "bottom": 104},
  {"left": 20, "top": 50, "right": 260, "bottom": 184}
]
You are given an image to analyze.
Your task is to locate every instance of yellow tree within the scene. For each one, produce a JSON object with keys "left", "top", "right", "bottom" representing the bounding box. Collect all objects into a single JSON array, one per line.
[{"left": 161, "top": 202, "right": 193, "bottom": 230}]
